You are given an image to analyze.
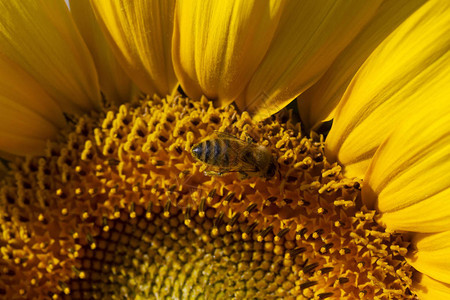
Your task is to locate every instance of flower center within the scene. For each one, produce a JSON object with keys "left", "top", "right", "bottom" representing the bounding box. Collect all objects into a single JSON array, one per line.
[{"left": 0, "top": 96, "right": 417, "bottom": 299}]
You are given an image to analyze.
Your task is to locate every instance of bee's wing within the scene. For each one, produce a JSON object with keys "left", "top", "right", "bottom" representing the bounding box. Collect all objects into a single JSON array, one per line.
[
  {"left": 213, "top": 131, "right": 242, "bottom": 141},
  {"left": 214, "top": 131, "right": 256, "bottom": 144},
  {"left": 228, "top": 142, "right": 261, "bottom": 172},
  {"left": 226, "top": 167, "right": 259, "bottom": 173}
]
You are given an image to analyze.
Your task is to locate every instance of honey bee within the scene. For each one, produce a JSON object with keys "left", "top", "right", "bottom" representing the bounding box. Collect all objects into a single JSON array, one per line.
[{"left": 191, "top": 132, "right": 278, "bottom": 179}]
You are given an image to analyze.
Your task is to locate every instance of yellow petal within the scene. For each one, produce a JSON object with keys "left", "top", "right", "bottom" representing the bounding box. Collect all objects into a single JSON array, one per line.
[
  {"left": 407, "top": 232, "right": 450, "bottom": 285},
  {"left": 0, "top": 0, "right": 101, "bottom": 114},
  {"left": 0, "top": 132, "right": 50, "bottom": 157},
  {"left": 326, "top": 0, "right": 450, "bottom": 179},
  {"left": 0, "top": 100, "right": 59, "bottom": 157},
  {"left": 0, "top": 54, "right": 65, "bottom": 129},
  {"left": 297, "top": 0, "right": 427, "bottom": 131},
  {"left": 238, "top": 0, "right": 382, "bottom": 121},
  {"left": 0, "top": 54, "right": 64, "bottom": 156},
  {"left": 362, "top": 97, "right": 450, "bottom": 232},
  {"left": 413, "top": 274, "right": 450, "bottom": 299},
  {"left": 172, "top": 0, "right": 285, "bottom": 107},
  {"left": 91, "top": 0, "right": 177, "bottom": 97},
  {"left": 70, "top": 0, "right": 134, "bottom": 104}
]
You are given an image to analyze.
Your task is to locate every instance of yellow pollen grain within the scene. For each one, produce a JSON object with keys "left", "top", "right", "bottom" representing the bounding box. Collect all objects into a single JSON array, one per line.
[{"left": 0, "top": 95, "right": 417, "bottom": 299}]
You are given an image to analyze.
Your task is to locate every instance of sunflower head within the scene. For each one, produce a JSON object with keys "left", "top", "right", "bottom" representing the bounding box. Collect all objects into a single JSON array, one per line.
[
  {"left": 0, "top": 95, "right": 416, "bottom": 299},
  {"left": 2, "top": 0, "right": 450, "bottom": 298}
]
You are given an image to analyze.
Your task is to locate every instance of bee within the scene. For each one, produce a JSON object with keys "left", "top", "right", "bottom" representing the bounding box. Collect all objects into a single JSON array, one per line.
[{"left": 191, "top": 132, "right": 278, "bottom": 179}]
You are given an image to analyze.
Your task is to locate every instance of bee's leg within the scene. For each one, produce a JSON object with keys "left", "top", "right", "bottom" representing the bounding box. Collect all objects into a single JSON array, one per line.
[
  {"left": 204, "top": 168, "right": 230, "bottom": 177},
  {"left": 204, "top": 170, "right": 222, "bottom": 176},
  {"left": 238, "top": 172, "right": 249, "bottom": 180},
  {"left": 243, "top": 132, "right": 255, "bottom": 144}
]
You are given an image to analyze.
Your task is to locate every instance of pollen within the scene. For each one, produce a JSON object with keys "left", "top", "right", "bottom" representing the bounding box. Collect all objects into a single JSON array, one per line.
[{"left": 0, "top": 95, "right": 416, "bottom": 298}]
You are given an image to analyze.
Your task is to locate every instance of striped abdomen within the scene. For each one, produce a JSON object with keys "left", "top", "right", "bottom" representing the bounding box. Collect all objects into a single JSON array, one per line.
[{"left": 191, "top": 138, "right": 231, "bottom": 167}]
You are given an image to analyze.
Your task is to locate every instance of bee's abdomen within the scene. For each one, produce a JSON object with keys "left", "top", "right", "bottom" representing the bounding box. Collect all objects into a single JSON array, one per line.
[
  {"left": 222, "top": 139, "right": 229, "bottom": 166},
  {"left": 192, "top": 139, "right": 214, "bottom": 164},
  {"left": 202, "top": 139, "right": 212, "bottom": 163},
  {"left": 206, "top": 139, "right": 220, "bottom": 165},
  {"left": 192, "top": 139, "right": 229, "bottom": 166},
  {"left": 213, "top": 139, "right": 230, "bottom": 167}
]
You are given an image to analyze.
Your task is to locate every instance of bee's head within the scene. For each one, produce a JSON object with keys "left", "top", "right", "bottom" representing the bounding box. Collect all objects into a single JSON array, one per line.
[
  {"left": 191, "top": 143, "right": 202, "bottom": 160},
  {"left": 264, "top": 157, "right": 278, "bottom": 179}
]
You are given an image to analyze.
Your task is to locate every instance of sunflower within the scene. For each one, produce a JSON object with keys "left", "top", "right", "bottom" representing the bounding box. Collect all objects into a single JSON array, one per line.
[{"left": 0, "top": 0, "right": 449, "bottom": 299}]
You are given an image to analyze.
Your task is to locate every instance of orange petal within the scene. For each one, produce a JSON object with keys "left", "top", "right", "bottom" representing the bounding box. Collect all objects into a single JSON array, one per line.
[
  {"left": 0, "top": 158, "right": 7, "bottom": 178},
  {"left": 91, "top": 0, "right": 177, "bottom": 97},
  {"left": 297, "top": 0, "right": 426, "bottom": 131},
  {"left": 326, "top": 0, "right": 450, "bottom": 179},
  {"left": 70, "top": 0, "right": 134, "bottom": 104},
  {"left": 0, "top": 131, "right": 51, "bottom": 157},
  {"left": 0, "top": 0, "right": 101, "bottom": 114}
]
